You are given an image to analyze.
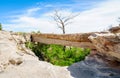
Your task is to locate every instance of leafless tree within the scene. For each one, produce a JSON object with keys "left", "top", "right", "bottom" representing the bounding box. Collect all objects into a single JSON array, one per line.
[
  {"left": 51, "top": 10, "right": 79, "bottom": 51},
  {"left": 52, "top": 10, "right": 79, "bottom": 34}
]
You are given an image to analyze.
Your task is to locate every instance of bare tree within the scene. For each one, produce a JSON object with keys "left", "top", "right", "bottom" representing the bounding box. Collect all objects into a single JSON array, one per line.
[
  {"left": 51, "top": 10, "right": 79, "bottom": 51},
  {"left": 52, "top": 10, "right": 79, "bottom": 34}
]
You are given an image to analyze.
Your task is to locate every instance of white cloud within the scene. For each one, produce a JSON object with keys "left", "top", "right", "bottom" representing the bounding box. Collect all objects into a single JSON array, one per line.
[
  {"left": 3, "top": 0, "right": 120, "bottom": 33},
  {"left": 26, "top": 7, "right": 41, "bottom": 16},
  {"left": 4, "top": 16, "right": 58, "bottom": 33},
  {"left": 27, "top": 7, "right": 40, "bottom": 12},
  {"left": 66, "top": 0, "right": 120, "bottom": 33}
]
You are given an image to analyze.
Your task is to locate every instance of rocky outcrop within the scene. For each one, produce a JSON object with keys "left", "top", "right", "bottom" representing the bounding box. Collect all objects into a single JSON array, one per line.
[
  {"left": 31, "top": 26, "right": 120, "bottom": 62},
  {"left": 88, "top": 25, "right": 120, "bottom": 62},
  {"left": 0, "top": 25, "right": 120, "bottom": 78},
  {"left": 89, "top": 32, "right": 120, "bottom": 62},
  {"left": 0, "top": 31, "right": 72, "bottom": 78}
]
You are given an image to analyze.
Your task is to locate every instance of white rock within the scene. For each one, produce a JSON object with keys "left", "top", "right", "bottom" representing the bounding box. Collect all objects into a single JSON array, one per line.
[{"left": 0, "top": 31, "right": 73, "bottom": 78}]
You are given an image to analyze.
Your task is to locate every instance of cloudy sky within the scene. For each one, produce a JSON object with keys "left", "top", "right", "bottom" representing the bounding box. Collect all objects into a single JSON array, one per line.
[{"left": 0, "top": 0, "right": 120, "bottom": 33}]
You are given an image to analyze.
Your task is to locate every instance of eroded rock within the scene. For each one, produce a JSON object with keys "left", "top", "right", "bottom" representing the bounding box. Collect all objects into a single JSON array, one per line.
[
  {"left": 89, "top": 32, "right": 120, "bottom": 62},
  {"left": 0, "top": 31, "right": 72, "bottom": 78}
]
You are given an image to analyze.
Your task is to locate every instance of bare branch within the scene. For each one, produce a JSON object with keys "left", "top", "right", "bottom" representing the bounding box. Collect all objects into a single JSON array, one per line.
[
  {"left": 51, "top": 10, "right": 79, "bottom": 34},
  {"left": 58, "top": 25, "right": 63, "bottom": 30},
  {"left": 64, "top": 21, "right": 72, "bottom": 26}
]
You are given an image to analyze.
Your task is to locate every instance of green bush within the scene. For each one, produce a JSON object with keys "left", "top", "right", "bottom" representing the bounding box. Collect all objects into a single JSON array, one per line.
[
  {"left": 0, "top": 23, "right": 2, "bottom": 30},
  {"left": 26, "top": 42, "right": 90, "bottom": 66}
]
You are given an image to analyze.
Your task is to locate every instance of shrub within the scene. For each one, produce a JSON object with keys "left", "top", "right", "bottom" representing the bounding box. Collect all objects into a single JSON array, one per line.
[
  {"left": 0, "top": 23, "right": 2, "bottom": 30},
  {"left": 26, "top": 42, "right": 90, "bottom": 66}
]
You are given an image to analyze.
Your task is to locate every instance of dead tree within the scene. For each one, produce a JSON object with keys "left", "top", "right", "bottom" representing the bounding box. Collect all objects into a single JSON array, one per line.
[
  {"left": 51, "top": 10, "right": 79, "bottom": 51},
  {"left": 52, "top": 10, "right": 79, "bottom": 34}
]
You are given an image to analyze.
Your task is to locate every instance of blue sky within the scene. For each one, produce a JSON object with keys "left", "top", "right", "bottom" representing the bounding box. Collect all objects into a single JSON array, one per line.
[
  {"left": 0, "top": 0, "right": 120, "bottom": 33},
  {"left": 0, "top": 0, "right": 103, "bottom": 17}
]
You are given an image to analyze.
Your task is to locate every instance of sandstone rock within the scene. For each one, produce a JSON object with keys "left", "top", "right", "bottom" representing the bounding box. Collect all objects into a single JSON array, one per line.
[
  {"left": 0, "top": 31, "right": 72, "bottom": 78},
  {"left": 31, "top": 33, "right": 96, "bottom": 49},
  {"left": 31, "top": 29, "right": 120, "bottom": 62},
  {"left": 109, "top": 26, "right": 120, "bottom": 33},
  {"left": 89, "top": 33, "right": 120, "bottom": 62},
  {"left": 31, "top": 33, "right": 92, "bottom": 42}
]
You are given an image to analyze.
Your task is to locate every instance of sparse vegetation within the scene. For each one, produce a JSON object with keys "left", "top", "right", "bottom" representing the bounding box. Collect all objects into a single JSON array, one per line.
[
  {"left": 26, "top": 42, "right": 90, "bottom": 66},
  {"left": 0, "top": 23, "right": 2, "bottom": 30}
]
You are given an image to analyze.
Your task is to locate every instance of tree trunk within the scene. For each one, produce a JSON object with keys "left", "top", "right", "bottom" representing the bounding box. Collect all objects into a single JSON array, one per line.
[{"left": 62, "top": 24, "right": 66, "bottom": 51}]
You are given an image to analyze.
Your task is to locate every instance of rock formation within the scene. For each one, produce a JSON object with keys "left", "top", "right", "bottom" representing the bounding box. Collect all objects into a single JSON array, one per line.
[
  {"left": 31, "top": 25, "right": 120, "bottom": 62},
  {"left": 0, "top": 31, "right": 72, "bottom": 78},
  {"left": 68, "top": 54, "right": 120, "bottom": 78},
  {"left": 89, "top": 32, "right": 120, "bottom": 62},
  {"left": 0, "top": 25, "right": 120, "bottom": 78}
]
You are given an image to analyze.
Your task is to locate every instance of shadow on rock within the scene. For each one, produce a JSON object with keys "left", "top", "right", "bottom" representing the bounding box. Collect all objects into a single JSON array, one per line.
[{"left": 67, "top": 54, "right": 120, "bottom": 78}]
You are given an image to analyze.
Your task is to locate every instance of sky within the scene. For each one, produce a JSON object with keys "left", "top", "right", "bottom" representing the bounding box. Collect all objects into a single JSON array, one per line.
[{"left": 0, "top": 0, "right": 120, "bottom": 33}]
